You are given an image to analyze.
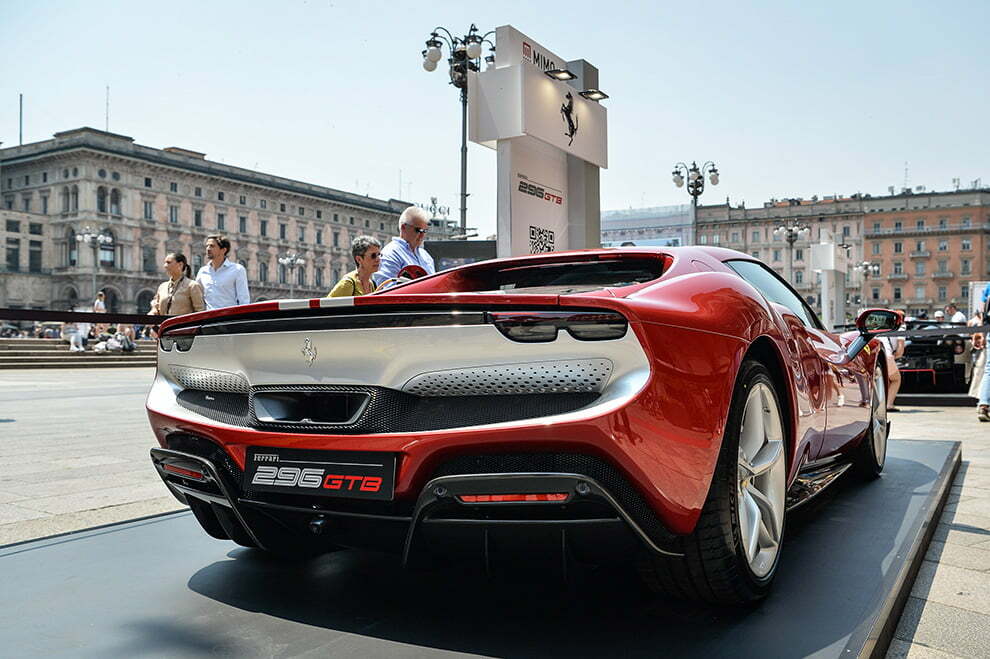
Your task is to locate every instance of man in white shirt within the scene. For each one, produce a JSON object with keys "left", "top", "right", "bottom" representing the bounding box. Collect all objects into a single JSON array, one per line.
[
  {"left": 196, "top": 235, "right": 250, "bottom": 310},
  {"left": 373, "top": 206, "right": 436, "bottom": 287},
  {"left": 946, "top": 304, "right": 967, "bottom": 324}
]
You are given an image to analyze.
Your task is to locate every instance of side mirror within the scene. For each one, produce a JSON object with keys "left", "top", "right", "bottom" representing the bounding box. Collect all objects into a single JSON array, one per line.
[
  {"left": 845, "top": 308, "right": 904, "bottom": 362},
  {"left": 856, "top": 308, "right": 902, "bottom": 335}
]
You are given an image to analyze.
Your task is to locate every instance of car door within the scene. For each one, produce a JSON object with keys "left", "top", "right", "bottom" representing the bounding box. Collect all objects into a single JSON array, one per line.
[
  {"left": 724, "top": 260, "right": 830, "bottom": 462},
  {"left": 807, "top": 326, "right": 872, "bottom": 456}
]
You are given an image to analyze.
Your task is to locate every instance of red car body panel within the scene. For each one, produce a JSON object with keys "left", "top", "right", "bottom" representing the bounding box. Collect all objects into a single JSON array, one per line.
[{"left": 148, "top": 246, "right": 882, "bottom": 538}]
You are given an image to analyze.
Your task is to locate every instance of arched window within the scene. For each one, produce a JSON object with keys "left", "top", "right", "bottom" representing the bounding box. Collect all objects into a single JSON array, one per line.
[
  {"left": 70, "top": 185, "right": 79, "bottom": 211},
  {"left": 279, "top": 263, "right": 287, "bottom": 284},
  {"left": 259, "top": 261, "right": 268, "bottom": 282},
  {"left": 61, "top": 187, "right": 70, "bottom": 212},
  {"left": 136, "top": 289, "right": 155, "bottom": 314},
  {"left": 96, "top": 187, "right": 107, "bottom": 213},
  {"left": 102, "top": 287, "right": 121, "bottom": 314},
  {"left": 99, "top": 229, "right": 115, "bottom": 267},
  {"left": 63, "top": 286, "right": 79, "bottom": 311},
  {"left": 66, "top": 227, "right": 77, "bottom": 266},
  {"left": 110, "top": 189, "right": 121, "bottom": 216}
]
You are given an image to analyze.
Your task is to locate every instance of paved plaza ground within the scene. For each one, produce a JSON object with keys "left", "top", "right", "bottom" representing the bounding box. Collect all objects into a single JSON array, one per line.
[{"left": 0, "top": 367, "right": 987, "bottom": 657}]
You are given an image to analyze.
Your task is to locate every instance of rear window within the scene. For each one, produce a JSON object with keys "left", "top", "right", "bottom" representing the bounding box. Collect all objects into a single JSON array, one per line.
[{"left": 486, "top": 258, "right": 665, "bottom": 294}]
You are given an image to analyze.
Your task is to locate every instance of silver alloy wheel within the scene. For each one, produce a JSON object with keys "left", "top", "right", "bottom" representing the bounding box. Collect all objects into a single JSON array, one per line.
[
  {"left": 737, "top": 382, "right": 787, "bottom": 578},
  {"left": 872, "top": 365, "right": 888, "bottom": 465}
]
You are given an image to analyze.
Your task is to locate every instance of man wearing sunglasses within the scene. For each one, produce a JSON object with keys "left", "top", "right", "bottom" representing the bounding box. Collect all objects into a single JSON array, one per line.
[{"left": 373, "top": 206, "right": 436, "bottom": 287}]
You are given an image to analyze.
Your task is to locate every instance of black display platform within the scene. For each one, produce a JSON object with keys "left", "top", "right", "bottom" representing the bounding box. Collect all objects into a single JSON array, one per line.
[{"left": 0, "top": 440, "right": 959, "bottom": 659}]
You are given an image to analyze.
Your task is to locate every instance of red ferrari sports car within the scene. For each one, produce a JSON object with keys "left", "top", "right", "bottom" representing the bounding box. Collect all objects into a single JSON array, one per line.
[{"left": 148, "top": 247, "right": 901, "bottom": 604}]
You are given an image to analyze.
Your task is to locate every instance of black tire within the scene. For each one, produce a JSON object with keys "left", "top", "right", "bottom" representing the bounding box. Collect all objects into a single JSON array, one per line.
[
  {"left": 639, "top": 360, "right": 787, "bottom": 605},
  {"left": 852, "top": 360, "right": 887, "bottom": 480}
]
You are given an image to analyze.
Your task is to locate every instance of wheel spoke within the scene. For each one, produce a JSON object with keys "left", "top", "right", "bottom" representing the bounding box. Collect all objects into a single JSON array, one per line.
[
  {"left": 746, "top": 482, "right": 781, "bottom": 544},
  {"left": 740, "top": 388, "right": 766, "bottom": 460},
  {"left": 748, "top": 441, "right": 783, "bottom": 477},
  {"left": 742, "top": 490, "right": 761, "bottom": 562}
]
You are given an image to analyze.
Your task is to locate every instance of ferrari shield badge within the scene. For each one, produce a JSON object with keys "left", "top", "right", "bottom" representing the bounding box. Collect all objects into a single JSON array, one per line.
[{"left": 301, "top": 337, "right": 317, "bottom": 367}]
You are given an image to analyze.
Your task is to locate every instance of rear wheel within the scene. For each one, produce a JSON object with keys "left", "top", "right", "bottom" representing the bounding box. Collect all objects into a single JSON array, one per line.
[
  {"left": 639, "top": 360, "right": 788, "bottom": 604},
  {"left": 852, "top": 361, "right": 887, "bottom": 479}
]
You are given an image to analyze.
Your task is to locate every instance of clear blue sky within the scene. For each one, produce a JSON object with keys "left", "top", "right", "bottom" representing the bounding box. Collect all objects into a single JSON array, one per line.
[{"left": 2, "top": 1, "right": 987, "bottom": 238}]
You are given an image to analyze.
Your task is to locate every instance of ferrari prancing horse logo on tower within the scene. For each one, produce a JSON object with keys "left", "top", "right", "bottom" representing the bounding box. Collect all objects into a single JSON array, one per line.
[
  {"left": 561, "top": 92, "right": 578, "bottom": 146},
  {"left": 301, "top": 337, "right": 317, "bottom": 367}
]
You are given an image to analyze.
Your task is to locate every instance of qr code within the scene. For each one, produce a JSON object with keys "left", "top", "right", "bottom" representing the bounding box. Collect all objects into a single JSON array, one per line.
[{"left": 529, "top": 226, "right": 555, "bottom": 253}]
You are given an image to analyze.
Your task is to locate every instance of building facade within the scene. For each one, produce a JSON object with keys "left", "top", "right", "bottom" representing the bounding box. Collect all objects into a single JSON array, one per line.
[
  {"left": 695, "top": 195, "right": 867, "bottom": 318},
  {"left": 601, "top": 204, "right": 692, "bottom": 247},
  {"left": 861, "top": 189, "right": 990, "bottom": 316},
  {"left": 0, "top": 127, "right": 409, "bottom": 313},
  {"left": 696, "top": 189, "right": 990, "bottom": 320}
]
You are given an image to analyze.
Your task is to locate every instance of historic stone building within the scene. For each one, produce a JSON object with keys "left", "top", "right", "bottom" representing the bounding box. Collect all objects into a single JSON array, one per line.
[
  {"left": 695, "top": 195, "right": 868, "bottom": 317},
  {"left": 861, "top": 189, "right": 990, "bottom": 316},
  {"left": 0, "top": 127, "right": 409, "bottom": 313},
  {"left": 695, "top": 188, "right": 990, "bottom": 319},
  {"left": 601, "top": 204, "right": 692, "bottom": 246}
]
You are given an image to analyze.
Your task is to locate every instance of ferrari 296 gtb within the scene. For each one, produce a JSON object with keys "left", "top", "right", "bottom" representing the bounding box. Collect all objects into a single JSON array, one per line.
[{"left": 148, "top": 246, "right": 901, "bottom": 604}]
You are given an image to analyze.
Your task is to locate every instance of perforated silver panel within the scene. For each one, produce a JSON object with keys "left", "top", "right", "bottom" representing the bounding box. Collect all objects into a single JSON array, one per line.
[
  {"left": 170, "top": 365, "right": 249, "bottom": 393},
  {"left": 402, "top": 359, "right": 613, "bottom": 397}
]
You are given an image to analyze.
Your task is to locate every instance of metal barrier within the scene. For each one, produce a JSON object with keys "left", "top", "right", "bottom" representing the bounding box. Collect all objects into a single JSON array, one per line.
[{"left": 0, "top": 308, "right": 168, "bottom": 325}]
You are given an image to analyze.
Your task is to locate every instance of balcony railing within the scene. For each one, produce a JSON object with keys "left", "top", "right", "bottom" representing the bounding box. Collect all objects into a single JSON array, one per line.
[
  {"left": 887, "top": 273, "right": 909, "bottom": 280},
  {"left": 932, "top": 272, "right": 955, "bottom": 280},
  {"left": 865, "top": 223, "right": 990, "bottom": 238},
  {"left": 909, "top": 250, "right": 931, "bottom": 258}
]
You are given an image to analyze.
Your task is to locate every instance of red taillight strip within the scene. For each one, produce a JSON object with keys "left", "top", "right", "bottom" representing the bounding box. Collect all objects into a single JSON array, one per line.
[
  {"left": 458, "top": 493, "right": 569, "bottom": 503},
  {"left": 163, "top": 463, "right": 205, "bottom": 480}
]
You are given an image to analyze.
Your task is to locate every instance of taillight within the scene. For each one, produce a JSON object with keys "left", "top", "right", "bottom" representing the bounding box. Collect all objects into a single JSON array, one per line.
[
  {"left": 162, "top": 463, "right": 205, "bottom": 480},
  {"left": 488, "top": 311, "right": 627, "bottom": 343},
  {"left": 159, "top": 325, "right": 201, "bottom": 352},
  {"left": 458, "top": 493, "right": 569, "bottom": 503}
]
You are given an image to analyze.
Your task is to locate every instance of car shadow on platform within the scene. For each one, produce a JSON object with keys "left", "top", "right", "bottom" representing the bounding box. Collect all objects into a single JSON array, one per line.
[{"left": 186, "top": 453, "right": 940, "bottom": 658}]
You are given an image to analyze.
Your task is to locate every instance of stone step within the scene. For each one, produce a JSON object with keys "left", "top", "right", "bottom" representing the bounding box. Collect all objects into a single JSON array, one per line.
[
  {"left": 0, "top": 340, "right": 157, "bottom": 349},
  {"left": 0, "top": 350, "right": 157, "bottom": 358},
  {"left": 0, "top": 360, "right": 157, "bottom": 369},
  {"left": 0, "top": 354, "right": 156, "bottom": 363}
]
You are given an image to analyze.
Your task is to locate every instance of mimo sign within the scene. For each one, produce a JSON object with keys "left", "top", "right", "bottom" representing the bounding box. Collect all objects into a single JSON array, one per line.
[{"left": 469, "top": 25, "right": 608, "bottom": 257}]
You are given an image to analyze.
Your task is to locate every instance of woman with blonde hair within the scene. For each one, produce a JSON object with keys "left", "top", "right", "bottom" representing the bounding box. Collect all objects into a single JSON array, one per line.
[
  {"left": 327, "top": 236, "right": 382, "bottom": 297},
  {"left": 150, "top": 252, "right": 205, "bottom": 316}
]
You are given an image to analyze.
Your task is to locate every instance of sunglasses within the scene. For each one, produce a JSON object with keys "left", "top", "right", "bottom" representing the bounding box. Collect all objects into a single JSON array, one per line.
[
  {"left": 410, "top": 227, "right": 428, "bottom": 234},
  {"left": 362, "top": 252, "right": 381, "bottom": 259}
]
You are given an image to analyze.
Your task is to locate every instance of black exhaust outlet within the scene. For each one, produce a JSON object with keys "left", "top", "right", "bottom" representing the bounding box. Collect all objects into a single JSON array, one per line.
[{"left": 309, "top": 516, "right": 328, "bottom": 535}]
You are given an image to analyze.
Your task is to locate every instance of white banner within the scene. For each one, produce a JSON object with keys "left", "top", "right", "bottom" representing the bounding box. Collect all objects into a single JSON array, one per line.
[{"left": 506, "top": 137, "right": 568, "bottom": 256}]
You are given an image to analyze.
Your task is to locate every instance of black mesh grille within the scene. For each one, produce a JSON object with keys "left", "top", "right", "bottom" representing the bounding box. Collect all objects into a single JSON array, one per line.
[
  {"left": 432, "top": 453, "right": 680, "bottom": 550},
  {"left": 176, "top": 390, "right": 251, "bottom": 427},
  {"left": 177, "top": 384, "right": 597, "bottom": 434}
]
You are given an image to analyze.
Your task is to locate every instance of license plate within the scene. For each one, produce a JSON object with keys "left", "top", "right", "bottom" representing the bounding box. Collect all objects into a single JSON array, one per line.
[{"left": 244, "top": 447, "right": 396, "bottom": 501}]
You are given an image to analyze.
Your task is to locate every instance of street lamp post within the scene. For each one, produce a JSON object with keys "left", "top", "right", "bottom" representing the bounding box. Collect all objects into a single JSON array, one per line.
[
  {"left": 75, "top": 226, "right": 112, "bottom": 302},
  {"left": 772, "top": 223, "right": 810, "bottom": 284},
  {"left": 852, "top": 260, "right": 875, "bottom": 308},
  {"left": 279, "top": 253, "right": 305, "bottom": 299},
  {"left": 420, "top": 24, "right": 495, "bottom": 236},
  {"left": 671, "top": 161, "right": 719, "bottom": 245}
]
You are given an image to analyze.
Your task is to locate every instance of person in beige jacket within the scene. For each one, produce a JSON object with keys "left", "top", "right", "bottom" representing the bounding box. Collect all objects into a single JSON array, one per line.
[{"left": 150, "top": 253, "right": 205, "bottom": 316}]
